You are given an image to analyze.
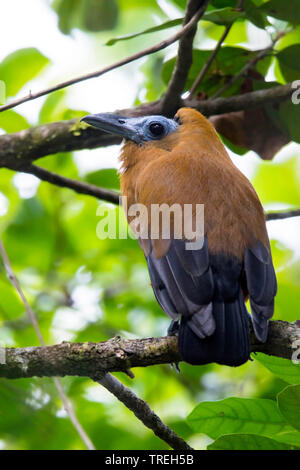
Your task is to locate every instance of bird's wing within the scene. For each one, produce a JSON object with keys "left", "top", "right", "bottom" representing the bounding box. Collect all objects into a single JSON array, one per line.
[
  {"left": 143, "top": 237, "right": 216, "bottom": 338},
  {"left": 244, "top": 240, "right": 277, "bottom": 342}
]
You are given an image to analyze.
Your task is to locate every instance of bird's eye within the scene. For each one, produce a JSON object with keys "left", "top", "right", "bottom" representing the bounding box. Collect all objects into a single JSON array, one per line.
[{"left": 149, "top": 122, "right": 165, "bottom": 136}]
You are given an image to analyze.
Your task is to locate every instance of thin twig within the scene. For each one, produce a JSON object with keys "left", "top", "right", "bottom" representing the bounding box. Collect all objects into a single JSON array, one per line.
[
  {"left": 95, "top": 373, "right": 193, "bottom": 450},
  {"left": 210, "top": 45, "right": 274, "bottom": 99},
  {"left": 265, "top": 209, "right": 300, "bottom": 221},
  {"left": 161, "top": 0, "right": 210, "bottom": 116},
  {"left": 189, "top": 23, "right": 232, "bottom": 98},
  {"left": 0, "top": 238, "right": 96, "bottom": 451},
  {"left": 0, "top": 9, "right": 204, "bottom": 114},
  {"left": 189, "top": 0, "right": 246, "bottom": 97},
  {"left": 23, "top": 163, "right": 120, "bottom": 204}
]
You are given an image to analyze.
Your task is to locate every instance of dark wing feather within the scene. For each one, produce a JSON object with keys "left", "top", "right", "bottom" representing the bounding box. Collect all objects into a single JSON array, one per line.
[
  {"left": 244, "top": 240, "right": 277, "bottom": 342},
  {"left": 145, "top": 237, "right": 216, "bottom": 338}
]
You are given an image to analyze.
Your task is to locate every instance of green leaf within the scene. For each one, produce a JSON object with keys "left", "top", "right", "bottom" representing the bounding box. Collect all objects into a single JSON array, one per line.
[
  {"left": 106, "top": 18, "right": 183, "bottom": 45},
  {"left": 211, "top": 0, "right": 236, "bottom": 7},
  {"left": 85, "top": 169, "right": 120, "bottom": 191},
  {"left": 38, "top": 90, "right": 67, "bottom": 124},
  {"left": 203, "top": 7, "right": 244, "bottom": 26},
  {"left": 3, "top": 198, "right": 55, "bottom": 272},
  {"left": 82, "top": 0, "right": 119, "bottom": 32},
  {"left": 208, "top": 433, "right": 296, "bottom": 450},
  {"left": 244, "top": 0, "right": 270, "bottom": 29},
  {"left": 53, "top": 0, "right": 119, "bottom": 35},
  {"left": 253, "top": 156, "right": 300, "bottom": 206},
  {"left": 277, "top": 45, "right": 300, "bottom": 82},
  {"left": 0, "top": 110, "right": 30, "bottom": 133},
  {"left": 260, "top": 0, "right": 300, "bottom": 24},
  {"left": 0, "top": 48, "right": 49, "bottom": 97},
  {"left": 187, "top": 397, "right": 291, "bottom": 438},
  {"left": 277, "top": 385, "right": 300, "bottom": 431},
  {"left": 162, "top": 47, "right": 263, "bottom": 96},
  {"left": 274, "top": 431, "right": 300, "bottom": 446},
  {"left": 278, "top": 100, "right": 300, "bottom": 143},
  {"left": 255, "top": 353, "right": 300, "bottom": 385},
  {"left": 0, "top": 80, "right": 5, "bottom": 105}
]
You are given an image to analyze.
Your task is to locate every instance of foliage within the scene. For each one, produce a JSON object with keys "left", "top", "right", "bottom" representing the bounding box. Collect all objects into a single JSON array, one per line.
[{"left": 0, "top": 0, "right": 300, "bottom": 451}]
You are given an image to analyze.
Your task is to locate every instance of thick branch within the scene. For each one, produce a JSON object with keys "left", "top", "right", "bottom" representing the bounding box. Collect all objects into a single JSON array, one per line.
[
  {"left": 0, "top": 320, "right": 298, "bottom": 380},
  {"left": 161, "top": 0, "right": 209, "bottom": 115},
  {"left": 0, "top": 84, "right": 293, "bottom": 170}
]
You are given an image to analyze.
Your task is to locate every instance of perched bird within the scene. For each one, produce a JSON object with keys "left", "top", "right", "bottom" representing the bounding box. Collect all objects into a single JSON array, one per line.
[{"left": 82, "top": 107, "right": 277, "bottom": 367}]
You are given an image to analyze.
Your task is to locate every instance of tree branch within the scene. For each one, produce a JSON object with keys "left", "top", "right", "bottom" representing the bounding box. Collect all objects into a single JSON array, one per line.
[
  {"left": 95, "top": 373, "right": 193, "bottom": 450},
  {"left": 0, "top": 320, "right": 299, "bottom": 380},
  {"left": 161, "top": 0, "right": 209, "bottom": 115},
  {"left": 0, "top": 83, "right": 293, "bottom": 170},
  {"left": 265, "top": 209, "right": 300, "bottom": 221},
  {"left": 23, "top": 163, "right": 120, "bottom": 204}
]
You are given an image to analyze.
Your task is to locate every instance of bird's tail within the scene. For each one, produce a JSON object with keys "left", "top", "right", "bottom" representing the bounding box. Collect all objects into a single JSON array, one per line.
[{"left": 178, "top": 292, "right": 251, "bottom": 366}]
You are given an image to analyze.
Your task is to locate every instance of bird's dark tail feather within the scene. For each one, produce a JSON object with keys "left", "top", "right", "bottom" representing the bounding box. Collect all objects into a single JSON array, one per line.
[{"left": 178, "top": 292, "right": 251, "bottom": 366}]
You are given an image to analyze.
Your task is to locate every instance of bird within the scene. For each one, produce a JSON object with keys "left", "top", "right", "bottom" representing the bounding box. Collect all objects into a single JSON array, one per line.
[{"left": 81, "top": 107, "right": 277, "bottom": 367}]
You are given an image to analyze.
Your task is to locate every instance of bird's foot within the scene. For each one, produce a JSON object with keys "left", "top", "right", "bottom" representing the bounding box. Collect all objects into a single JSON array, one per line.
[
  {"left": 167, "top": 320, "right": 181, "bottom": 372},
  {"left": 167, "top": 320, "right": 180, "bottom": 337}
]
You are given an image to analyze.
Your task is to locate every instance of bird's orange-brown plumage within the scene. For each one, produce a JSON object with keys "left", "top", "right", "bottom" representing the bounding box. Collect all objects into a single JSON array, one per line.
[{"left": 120, "top": 107, "right": 268, "bottom": 259}]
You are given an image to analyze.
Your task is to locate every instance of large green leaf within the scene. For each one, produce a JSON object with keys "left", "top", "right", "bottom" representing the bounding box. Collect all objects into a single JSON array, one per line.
[
  {"left": 255, "top": 354, "right": 300, "bottom": 385},
  {"left": 278, "top": 100, "right": 300, "bottom": 143},
  {"left": 187, "top": 397, "right": 291, "bottom": 438},
  {"left": 244, "top": 0, "right": 270, "bottom": 29},
  {"left": 274, "top": 431, "right": 300, "bottom": 446},
  {"left": 277, "top": 45, "right": 300, "bottom": 82},
  {"left": 260, "top": 0, "right": 300, "bottom": 24},
  {"left": 0, "top": 48, "right": 49, "bottom": 97},
  {"left": 277, "top": 385, "right": 300, "bottom": 431},
  {"left": 208, "top": 433, "right": 296, "bottom": 450},
  {"left": 0, "top": 110, "right": 29, "bottom": 133},
  {"left": 203, "top": 7, "right": 244, "bottom": 26}
]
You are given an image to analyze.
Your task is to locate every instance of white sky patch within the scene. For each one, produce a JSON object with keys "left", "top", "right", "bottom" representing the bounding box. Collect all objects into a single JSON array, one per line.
[
  {"left": 73, "top": 146, "right": 121, "bottom": 176},
  {"left": 56, "top": 407, "right": 68, "bottom": 418},
  {"left": 0, "top": 192, "right": 9, "bottom": 216},
  {"left": 267, "top": 217, "right": 300, "bottom": 261},
  {"left": 51, "top": 284, "right": 102, "bottom": 342},
  {"left": 246, "top": 21, "right": 271, "bottom": 50},
  {"left": 25, "top": 387, "right": 51, "bottom": 410},
  {"left": 12, "top": 173, "right": 40, "bottom": 199},
  {"left": 84, "top": 384, "right": 115, "bottom": 404},
  {"left": 71, "top": 284, "right": 102, "bottom": 320},
  {"left": 227, "top": 148, "right": 260, "bottom": 181}
]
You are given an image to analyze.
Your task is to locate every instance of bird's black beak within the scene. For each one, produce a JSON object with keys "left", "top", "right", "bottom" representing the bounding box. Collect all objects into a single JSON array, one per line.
[{"left": 81, "top": 113, "right": 142, "bottom": 144}]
